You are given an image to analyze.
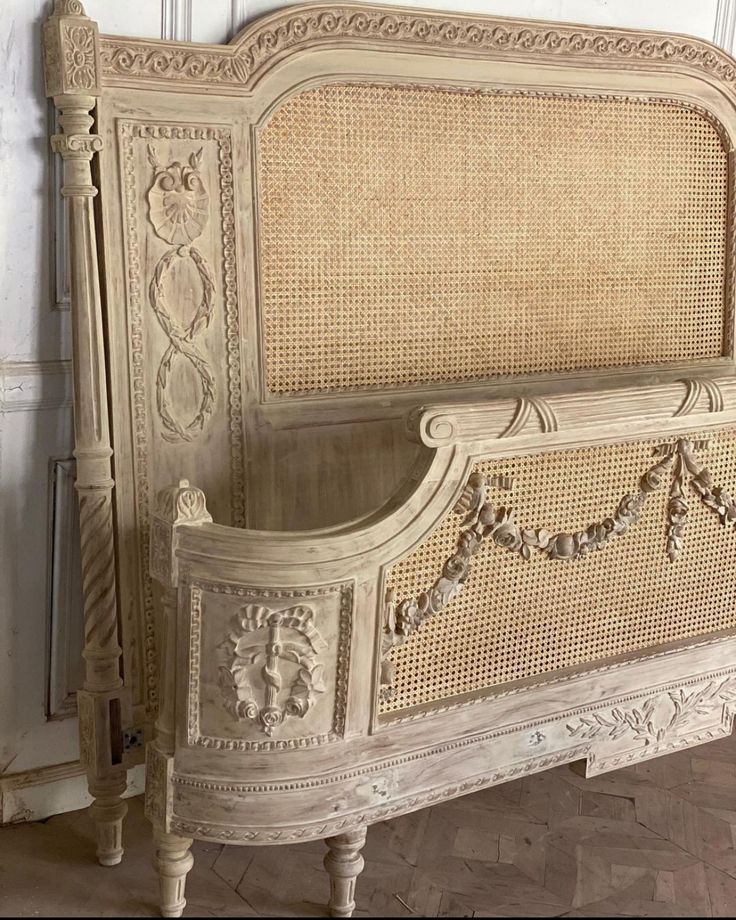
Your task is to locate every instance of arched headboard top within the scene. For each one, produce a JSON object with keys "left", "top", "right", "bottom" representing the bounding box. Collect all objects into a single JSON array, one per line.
[
  {"left": 94, "top": 2, "right": 736, "bottom": 401},
  {"left": 98, "top": 2, "right": 736, "bottom": 98}
]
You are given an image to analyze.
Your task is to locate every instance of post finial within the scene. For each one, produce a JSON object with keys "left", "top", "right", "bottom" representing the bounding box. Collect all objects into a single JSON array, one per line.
[
  {"left": 151, "top": 481, "right": 213, "bottom": 588},
  {"left": 53, "top": 0, "right": 88, "bottom": 15}
]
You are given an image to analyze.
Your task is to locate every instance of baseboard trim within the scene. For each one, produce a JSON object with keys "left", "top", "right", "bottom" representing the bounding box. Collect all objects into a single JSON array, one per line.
[
  {"left": 0, "top": 761, "right": 145, "bottom": 825},
  {"left": 0, "top": 360, "right": 72, "bottom": 412}
]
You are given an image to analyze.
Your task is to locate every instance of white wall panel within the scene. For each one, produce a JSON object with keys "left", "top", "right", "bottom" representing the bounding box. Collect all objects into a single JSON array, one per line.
[
  {"left": 243, "top": 0, "right": 720, "bottom": 40},
  {"left": 192, "top": 0, "right": 237, "bottom": 42},
  {"left": 47, "top": 458, "right": 84, "bottom": 721},
  {"left": 715, "top": 0, "right": 736, "bottom": 52},
  {"left": 0, "top": 401, "right": 77, "bottom": 775},
  {"left": 85, "top": 0, "right": 163, "bottom": 38}
]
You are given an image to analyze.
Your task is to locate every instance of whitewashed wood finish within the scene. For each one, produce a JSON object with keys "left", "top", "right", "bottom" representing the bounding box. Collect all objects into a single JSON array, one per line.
[
  {"left": 4, "top": 0, "right": 733, "bottom": 834},
  {"left": 42, "top": 0, "right": 736, "bottom": 916}
]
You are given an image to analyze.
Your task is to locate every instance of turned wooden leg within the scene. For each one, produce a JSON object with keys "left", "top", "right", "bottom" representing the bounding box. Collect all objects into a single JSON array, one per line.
[
  {"left": 88, "top": 774, "right": 128, "bottom": 866},
  {"left": 324, "top": 827, "right": 367, "bottom": 918},
  {"left": 153, "top": 830, "right": 194, "bottom": 918}
]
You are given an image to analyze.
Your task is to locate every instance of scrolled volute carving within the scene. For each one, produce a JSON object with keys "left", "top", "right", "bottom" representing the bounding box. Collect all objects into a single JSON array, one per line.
[
  {"left": 380, "top": 438, "right": 736, "bottom": 696},
  {"left": 406, "top": 407, "right": 458, "bottom": 446},
  {"left": 54, "top": 0, "right": 87, "bottom": 14},
  {"left": 51, "top": 133, "right": 103, "bottom": 159}
]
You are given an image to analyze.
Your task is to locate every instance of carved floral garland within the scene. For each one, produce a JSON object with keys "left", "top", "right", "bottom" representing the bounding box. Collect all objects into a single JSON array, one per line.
[{"left": 381, "top": 438, "right": 736, "bottom": 695}]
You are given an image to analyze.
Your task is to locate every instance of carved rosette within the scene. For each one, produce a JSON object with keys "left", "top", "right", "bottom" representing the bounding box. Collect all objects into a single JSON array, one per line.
[
  {"left": 381, "top": 437, "right": 736, "bottom": 697},
  {"left": 218, "top": 604, "right": 328, "bottom": 735},
  {"left": 44, "top": 1, "right": 101, "bottom": 98}
]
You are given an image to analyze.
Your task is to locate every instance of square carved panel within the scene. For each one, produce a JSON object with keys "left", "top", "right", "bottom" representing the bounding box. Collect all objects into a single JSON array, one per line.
[{"left": 185, "top": 581, "right": 352, "bottom": 751}]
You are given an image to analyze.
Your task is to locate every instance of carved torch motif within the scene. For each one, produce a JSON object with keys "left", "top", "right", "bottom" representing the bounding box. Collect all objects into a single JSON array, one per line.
[{"left": 218, "top": 605, "right": 327, "bottom": 735}]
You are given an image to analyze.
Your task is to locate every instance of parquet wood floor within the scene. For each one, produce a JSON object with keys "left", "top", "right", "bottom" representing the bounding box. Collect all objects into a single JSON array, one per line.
[{"left": 4, "top": 736, "right": 736, "bottom": 916}]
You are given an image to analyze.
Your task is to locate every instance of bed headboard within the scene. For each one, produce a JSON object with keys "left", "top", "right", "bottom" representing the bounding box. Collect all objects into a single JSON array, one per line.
[{"left": 44, "top": 0, "right": 736, "bottom": 723}]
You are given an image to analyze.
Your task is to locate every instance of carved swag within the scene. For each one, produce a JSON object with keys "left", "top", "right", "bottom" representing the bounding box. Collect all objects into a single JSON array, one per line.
[{"left": 381, "top": 438, "right": 736, "bottom": 696}]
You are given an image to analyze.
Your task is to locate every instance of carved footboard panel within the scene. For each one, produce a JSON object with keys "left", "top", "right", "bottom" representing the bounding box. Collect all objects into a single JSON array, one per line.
[{"left": 381, "top": 429, "right": 736, "bottom": 716}]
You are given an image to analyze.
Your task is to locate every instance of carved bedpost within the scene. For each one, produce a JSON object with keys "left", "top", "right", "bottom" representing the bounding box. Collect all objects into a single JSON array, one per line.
[
  {"left": 149, "top": 480, "right": 211, "bottom": 919},
  {"left": 43, "top": 0, "right": 128, "bottom": 867}
]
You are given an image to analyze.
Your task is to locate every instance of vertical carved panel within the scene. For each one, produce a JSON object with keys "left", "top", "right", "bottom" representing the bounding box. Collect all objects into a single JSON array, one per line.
[
  {"left": 118, "top": 122, "right": 245, "bottom": 712},
  {"left": 146, "top": 146, "right": 216, "bottom": 443}
]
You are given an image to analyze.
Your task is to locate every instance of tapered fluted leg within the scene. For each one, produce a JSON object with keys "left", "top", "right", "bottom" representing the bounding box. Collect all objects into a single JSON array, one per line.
[
  {"left": 324, "top": 827, "right": 367, "bottom": 918},
  {"left": 89, "top": 775, "right": 128, "bottom": 866},
  {"left": 153, "top": 830, "right": 194, "bottom": 918}
]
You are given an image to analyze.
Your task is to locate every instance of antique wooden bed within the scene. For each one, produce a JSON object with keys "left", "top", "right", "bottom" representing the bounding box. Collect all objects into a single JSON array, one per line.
[{"left": 44, "top": 0, "right": 736, "bottom": 915}]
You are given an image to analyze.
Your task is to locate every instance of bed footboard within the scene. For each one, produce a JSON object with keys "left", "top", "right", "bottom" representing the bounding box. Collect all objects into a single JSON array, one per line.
[{"left": 146, "top": 377, "right": 736, "bottom": 916}]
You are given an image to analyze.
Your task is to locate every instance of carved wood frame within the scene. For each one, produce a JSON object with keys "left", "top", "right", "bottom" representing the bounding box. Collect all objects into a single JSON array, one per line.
[{"left": 43, "top": 0, "right": 736, "bottom": 909}]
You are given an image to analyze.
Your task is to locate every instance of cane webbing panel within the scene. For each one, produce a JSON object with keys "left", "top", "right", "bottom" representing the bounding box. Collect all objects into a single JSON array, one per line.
[
  {"left": 257, "top": 84, "right": 729, "bottom": 395},
  {"left": 381, "top": 429, "right": 736, "bottom": 715}
]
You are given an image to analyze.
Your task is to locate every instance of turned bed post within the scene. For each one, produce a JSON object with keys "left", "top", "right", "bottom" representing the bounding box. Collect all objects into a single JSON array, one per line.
[{"left": 43, "top": 0, "right": 128, "bottom": 866}]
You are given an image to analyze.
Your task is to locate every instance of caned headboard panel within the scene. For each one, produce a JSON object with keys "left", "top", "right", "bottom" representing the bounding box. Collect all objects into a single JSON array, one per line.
[{"left": 258, "top": 84, "right": 730, "bottom": 394}]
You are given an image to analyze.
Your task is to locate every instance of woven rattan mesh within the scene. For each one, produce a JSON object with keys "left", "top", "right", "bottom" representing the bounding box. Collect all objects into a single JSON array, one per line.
[
  {"left": 257, "top": 84, "right": 729, "bottom": 394},
  {"left": 381, "top": 429, "right": 736, "bottom": 714}
]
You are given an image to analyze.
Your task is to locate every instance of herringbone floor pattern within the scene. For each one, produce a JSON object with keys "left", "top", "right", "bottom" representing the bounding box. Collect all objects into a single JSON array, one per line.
[{"left": 4, "top": 736, "right": 736, "bottom": 916}]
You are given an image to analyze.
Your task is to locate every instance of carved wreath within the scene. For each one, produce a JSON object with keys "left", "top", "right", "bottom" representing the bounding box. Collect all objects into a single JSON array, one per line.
[
  {"left": 381, "top": 438, "right": 736, "bottom": 696},
  {"left": 218, "top": 604, "right": 327, "bottom": 736}
]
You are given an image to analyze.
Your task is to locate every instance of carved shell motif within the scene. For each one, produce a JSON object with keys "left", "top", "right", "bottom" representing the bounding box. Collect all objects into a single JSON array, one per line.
[{"left": 147, "top": 146, "right": 209, "bottom": 244}]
